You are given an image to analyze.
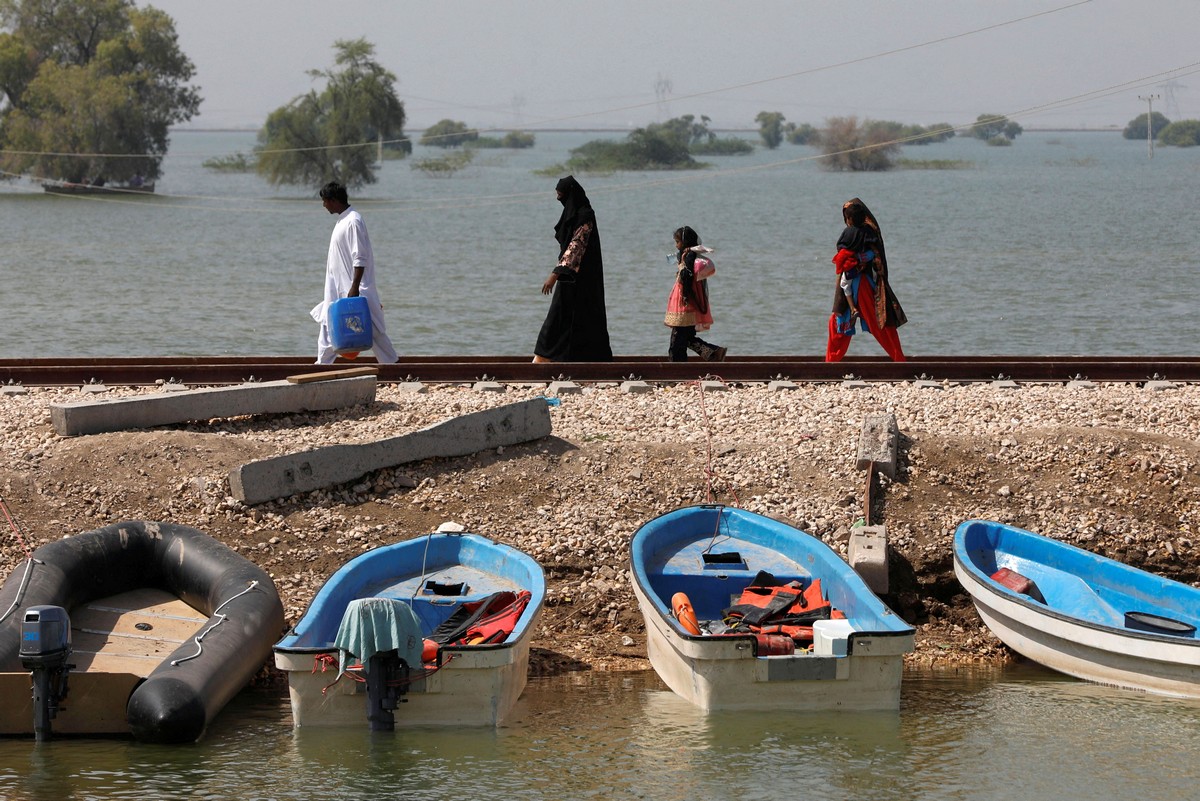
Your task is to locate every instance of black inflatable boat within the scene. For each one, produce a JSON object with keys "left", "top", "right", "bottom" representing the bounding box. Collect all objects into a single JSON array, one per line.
[{"left": 0, "top": 521, "right": 284, "bottom": 742}]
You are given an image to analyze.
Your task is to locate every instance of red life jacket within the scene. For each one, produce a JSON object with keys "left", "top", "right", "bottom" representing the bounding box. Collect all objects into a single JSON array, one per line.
[
  {"left": 429, "top": 590, "right": 532, "bottom": 647},
  {"left": 460, "top": 590, "right": 532, "bottom": 645}
]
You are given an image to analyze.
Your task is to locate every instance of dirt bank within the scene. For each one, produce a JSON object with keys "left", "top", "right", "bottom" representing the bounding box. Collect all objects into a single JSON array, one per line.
[{"left": 2, "top": 381, "right": 1198, "bottom": 678}]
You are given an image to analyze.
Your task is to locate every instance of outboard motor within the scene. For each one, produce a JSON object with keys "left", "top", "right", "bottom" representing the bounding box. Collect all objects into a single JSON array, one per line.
[
  {"left": 19, "top": 605, "right": 73, "bottom": 741},
  {"left": 365, "top": 651, "right": 410, "bottom": 732}
]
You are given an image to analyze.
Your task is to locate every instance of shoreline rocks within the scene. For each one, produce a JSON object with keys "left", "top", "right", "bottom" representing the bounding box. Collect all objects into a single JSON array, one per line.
[{"left": 2, "top": 379, "right": 1198, "bottom": 673}]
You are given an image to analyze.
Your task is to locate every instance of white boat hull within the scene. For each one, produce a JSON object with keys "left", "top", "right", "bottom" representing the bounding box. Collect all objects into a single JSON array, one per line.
[
  {"left": 955, "top": 560, "right": 1200, "bottom": 698},
  {"left": 275, "top": 618, "right": 538, "bottom": 727},
  {"left": 632, "top": 577, "right": 910, "bottom": 711}
]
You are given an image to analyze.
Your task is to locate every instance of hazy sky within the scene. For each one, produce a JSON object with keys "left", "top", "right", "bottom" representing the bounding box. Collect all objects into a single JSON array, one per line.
[{"left": 148, "top": 0, "right": 1198, "bottom": 132}]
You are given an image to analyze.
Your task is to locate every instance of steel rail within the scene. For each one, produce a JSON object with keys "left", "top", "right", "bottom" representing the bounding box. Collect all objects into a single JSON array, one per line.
[{"left": 1, "top": 356, "right": 1198, "bottom": 387}]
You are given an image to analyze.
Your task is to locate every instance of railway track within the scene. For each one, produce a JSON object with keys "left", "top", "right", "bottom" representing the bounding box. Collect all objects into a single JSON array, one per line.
[{"left": 2, "top": 356, "right": 1198, "bottom": 387}]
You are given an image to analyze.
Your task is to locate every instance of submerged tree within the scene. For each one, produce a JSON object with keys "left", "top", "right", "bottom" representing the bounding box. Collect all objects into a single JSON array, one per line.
[
  {"left": 420, "top": 119, "right": 477, "bottom": 148},
  {"left": 755, "top": 111, "right": 787, "bottom": 149},
  {"left": 819, "top": 116, "right": 900, "bottom": 171},
  {"left": 1122, "top": 111, "right": 1170, "bottom": 141},
  {"left": 971, "top": 113, "right": 1022, "bottom": 142},
  {"left": 0, "top": 0, "right": 200, "bottom": 183},
  {"left": 557, "top": 115, "right": 709, "bottom": 172},
  {"left": 255, "top": 38, "right": 406, "bottom": 188},
  {"left": 786, "top": 123, "right": 820, "bottom": 145},
  {"left": 1158, "top": 120, "right": 1200, "bottom": 147}
]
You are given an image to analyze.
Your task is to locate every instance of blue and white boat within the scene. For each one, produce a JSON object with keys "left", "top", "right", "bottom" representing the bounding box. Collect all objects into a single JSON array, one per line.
[
  {"left": 954, "top": 519, "right": 1200, "bottom": 698},
  {"left": 630, "top": 505, "right": 914, "bottom": 711},
  {"left": 274, "top": 531, "right": 545, "bottom": 728}
]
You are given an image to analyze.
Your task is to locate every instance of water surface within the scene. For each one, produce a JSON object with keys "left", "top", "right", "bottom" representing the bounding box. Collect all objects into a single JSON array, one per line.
[
  {"left": 2, "top": 667, "right": 1198, "bottom": 801},
  {"left": 2, "top": 130, "right": 1197, "bottom": 359}
]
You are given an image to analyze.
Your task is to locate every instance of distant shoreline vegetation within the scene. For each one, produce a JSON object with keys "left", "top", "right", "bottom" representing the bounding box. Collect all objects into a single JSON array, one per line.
[
  {"left": 539, "top": 115, "right": 753, "bottom": 174},
  {"left": 412, "top": 149, "right": 474, "bottom": 176},
  {"left": 895, "top": 158, "right": 974, "bottom": 170},
  {"left": 201, "top": 152, "right": 256, "bottom": 172},
  {"left": 419, "top": 120, "right": 536, "bottom": 149}
]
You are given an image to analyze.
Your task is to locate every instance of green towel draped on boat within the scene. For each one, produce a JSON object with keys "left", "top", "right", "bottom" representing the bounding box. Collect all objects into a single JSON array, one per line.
[{"left": 333, "top": 598, "right": 424, "bottom": 676}]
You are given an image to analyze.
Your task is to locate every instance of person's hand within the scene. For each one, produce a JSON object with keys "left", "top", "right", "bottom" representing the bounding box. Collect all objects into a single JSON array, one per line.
[
  {"left": 348, "top": 286, "right": 360, "bottom": 297},
  {"left": 541, "top": 273, "right": 558, "bottom": 295}
]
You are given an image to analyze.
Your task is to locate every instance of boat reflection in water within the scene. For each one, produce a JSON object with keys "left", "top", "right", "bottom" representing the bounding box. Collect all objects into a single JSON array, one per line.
[{"left": 4, "top": 669, "right": 1200, "bottom": 799}]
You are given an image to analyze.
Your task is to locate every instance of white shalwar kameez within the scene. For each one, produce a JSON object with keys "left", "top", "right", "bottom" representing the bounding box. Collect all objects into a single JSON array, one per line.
[{"left": 310, "top": 206, "right": 398, "bottom": 364}]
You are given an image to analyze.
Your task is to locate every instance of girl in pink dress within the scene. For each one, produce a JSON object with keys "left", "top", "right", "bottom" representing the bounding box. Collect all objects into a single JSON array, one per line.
[{"left": 664, "top": 226, "right": 726, "bottom": 362}]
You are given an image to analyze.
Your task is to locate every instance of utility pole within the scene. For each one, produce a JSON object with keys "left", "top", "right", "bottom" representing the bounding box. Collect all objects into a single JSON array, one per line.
[{"left": 1137, "top": 94, "right": 1160, "bottom": 159}]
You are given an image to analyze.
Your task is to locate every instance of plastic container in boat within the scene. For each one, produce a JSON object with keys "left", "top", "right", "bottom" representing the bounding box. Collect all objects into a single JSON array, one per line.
[
  {"left": 329, "top": 296, "right": 373, "bottom": 354},
  {"left": 813, "top": 619, "right": 855, "bottom": 656}
]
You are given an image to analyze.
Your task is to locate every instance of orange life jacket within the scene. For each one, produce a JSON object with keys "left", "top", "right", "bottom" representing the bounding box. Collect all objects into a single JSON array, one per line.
[{"left": 723, "top": 579, "right": 834, "bottom": 640}]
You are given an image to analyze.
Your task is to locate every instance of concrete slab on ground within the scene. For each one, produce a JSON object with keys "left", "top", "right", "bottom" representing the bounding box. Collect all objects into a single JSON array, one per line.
[
  {"left": 849, "top": 525, "right": 889, "bottom": 595},
  {"left": 229, "top": 397, "right": 553, "bottom": 505},
  {"left": 50, "top": 375, "right": 377, "bottom": 436},
  {"left": 857, "top": 413, "right": 899, "bottom": 479}
]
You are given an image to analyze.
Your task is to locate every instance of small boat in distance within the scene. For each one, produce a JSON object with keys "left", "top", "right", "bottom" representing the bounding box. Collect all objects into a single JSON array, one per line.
[
  {"left": 630, "top": 505, "right": 914, "bottom": 712},
  {"left": 273, "top": 530, "right": 545, "bottom": 729},
  {"left": 954, "top": 519, "right": 1200, "bottom": 698},
  {"left": 0, "top": 521, "right": 284, "bottom": 742}
]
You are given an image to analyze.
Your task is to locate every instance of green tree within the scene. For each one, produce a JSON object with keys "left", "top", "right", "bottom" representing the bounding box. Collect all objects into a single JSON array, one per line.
[
  {"left": 915, "top": 123, "right": 956, "bottom": 143},
  {"left": 755, "top": 110, "right": 786, "bottom": 149},
  {"left": 1123, "top": 111, "right": 1171, "bottom": 140},
  {"left": 556, "top": 115, "right": 709, "bottom": 172},
  {"left": 419, "top": 119, "right": 477, "bottom": 148},
  {"left": 972, "top": 113, "right": 1022, "bottom": 141},
  {"left": 255, "top": 38, "right": 406, "bottom": 189},
  {"left": 1158, "top": 120, "right": 1200, "bottom": 147},
  {"left": 819, "top": 116, "right": 900, "bottom": 171},
  {"left": 0, "top": 0, "right": 200, "bottom": 184},
  {"left": 786, "top": 122, "right": 820, "bottom": 145}
]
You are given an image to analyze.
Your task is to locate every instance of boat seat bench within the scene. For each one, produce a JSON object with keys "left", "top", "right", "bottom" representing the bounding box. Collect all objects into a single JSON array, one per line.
[{"left": 1006, "top": 563, "right": 1126, "bottom": 627}]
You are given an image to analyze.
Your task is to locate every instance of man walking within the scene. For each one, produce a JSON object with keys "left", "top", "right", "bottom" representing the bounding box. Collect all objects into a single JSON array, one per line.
[{"left": 311, "top": 181, "right": 399, "bottom": 364}]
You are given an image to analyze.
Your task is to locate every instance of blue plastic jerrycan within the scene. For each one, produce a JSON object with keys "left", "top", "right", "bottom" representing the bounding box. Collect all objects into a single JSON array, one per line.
[{"left": 329, "top": 296, "right": 373, "bottom": 354}]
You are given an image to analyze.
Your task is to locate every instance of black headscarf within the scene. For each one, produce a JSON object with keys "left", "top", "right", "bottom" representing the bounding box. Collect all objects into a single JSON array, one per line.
[
  {"left": 837, "top": 198, "right": 884, "bottom": 262},
  {"left": 833, "top": 197, "right": 907, "bottom": 328},
  {"left": 554, "top": 175, "right": 596, "bottom": 254}
]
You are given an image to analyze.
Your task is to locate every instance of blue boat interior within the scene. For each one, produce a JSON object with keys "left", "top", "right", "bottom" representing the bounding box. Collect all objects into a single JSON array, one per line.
[
  {"left": 957, "top": 520, "right": 1200, "bottom": 636},
  {"left": 276, "top": 534, "right": 543, "bottom": 651},
  {"left": 647, "top": 537, "right": 812, "bottom": 623},
  {"left": 633, "top": 506, "right": 909, "bottom": 635}
]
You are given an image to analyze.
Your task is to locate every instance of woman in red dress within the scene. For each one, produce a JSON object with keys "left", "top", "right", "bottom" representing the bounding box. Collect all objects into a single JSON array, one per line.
[{"left": 826, "top": 198, "right": 907, "bottom": 362}]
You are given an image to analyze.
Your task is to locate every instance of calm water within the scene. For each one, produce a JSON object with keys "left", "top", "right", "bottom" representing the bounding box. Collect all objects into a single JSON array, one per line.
[
  {"left": 2, "top": 667, "right": 1199, "bottom": 801},
  {"left": 5, "top": 133, "right": 1200, "bottom": 796},
  {"left": 2, "top": 130, "right": 1199, "bottom": 359}
]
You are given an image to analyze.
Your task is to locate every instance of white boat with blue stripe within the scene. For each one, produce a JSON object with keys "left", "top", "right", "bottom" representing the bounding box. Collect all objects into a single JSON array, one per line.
[{"left": 954, "top": 519, "right": 1200, "bottom": 698}]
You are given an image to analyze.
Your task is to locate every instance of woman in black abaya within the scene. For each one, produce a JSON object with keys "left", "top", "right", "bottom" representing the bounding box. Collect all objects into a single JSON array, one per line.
[{"left": 533, "top": 175, "right": 613, "bottom": 362}]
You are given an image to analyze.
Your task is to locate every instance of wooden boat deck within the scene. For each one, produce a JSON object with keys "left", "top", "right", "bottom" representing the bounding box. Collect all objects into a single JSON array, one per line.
[{"left": 69, "top": 588, "right": 207, "bottom": 674}]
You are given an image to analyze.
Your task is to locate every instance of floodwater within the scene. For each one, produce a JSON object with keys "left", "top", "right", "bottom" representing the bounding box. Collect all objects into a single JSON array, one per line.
[
  {"left": 3, "top": 129, "right": 1200, "bottom": 799},
  {"left": 1, "top": 130, "right": 1198, "bottom": 359},
  {"left": 2, "top": 667, "right": 1199, "bottom": 801}
]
